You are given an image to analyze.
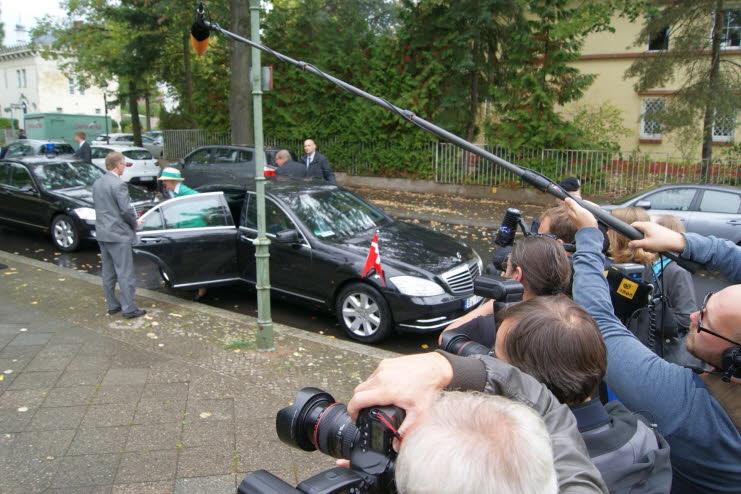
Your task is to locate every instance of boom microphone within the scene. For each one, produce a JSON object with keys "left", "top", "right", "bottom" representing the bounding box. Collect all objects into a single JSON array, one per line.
[
  {"left": 190, "top": 2, "right": 210, "bottom": 56},
  {"left": 495, "top": 208, "right": 522, "bottom": 248}
]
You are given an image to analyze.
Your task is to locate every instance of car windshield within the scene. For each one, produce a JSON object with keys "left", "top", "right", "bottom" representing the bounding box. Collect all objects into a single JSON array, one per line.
[
  {"left": 286, "top": 189, "right": 389, "bottom": 239},
  {"left": 613, "top": 186, "right": 666, "bottom": 204},
  {"left": 31, "top": 162, "right": 104, "bottom": 190},
  {"left": 123, "top": 149, "right": 153, "bottom": 160},
  {"left": 37, "top": 143, "right": 76, "bottom": 155}
]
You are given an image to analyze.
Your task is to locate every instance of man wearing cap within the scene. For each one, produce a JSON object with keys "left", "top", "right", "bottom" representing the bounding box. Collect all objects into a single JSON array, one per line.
[{"left": 158, "top": 167, "right": 199, "bottom": 199}]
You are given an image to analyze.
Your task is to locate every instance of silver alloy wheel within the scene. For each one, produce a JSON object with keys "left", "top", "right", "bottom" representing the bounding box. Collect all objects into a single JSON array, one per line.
[
  {"left": 53, "top": 218, "right": 76, "bottom": 249},
  {"left": 341, "top": 292, "right": 382, "bottom": 337}
]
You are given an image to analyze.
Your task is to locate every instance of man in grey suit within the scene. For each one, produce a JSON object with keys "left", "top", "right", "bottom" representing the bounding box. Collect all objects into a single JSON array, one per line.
[
  {"left": 274, "top": 149, "right": 307, "bottom": 179},
  {"left": 93, "top": 152, "right": 146, "bottom": 319}
]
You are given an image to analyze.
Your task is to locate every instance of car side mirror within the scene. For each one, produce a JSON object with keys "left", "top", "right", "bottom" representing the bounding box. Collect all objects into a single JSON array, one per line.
[
  {"left": 275, "top": 229, "right": 300, "bottom": 244},
  {"left": 18, "top": 184, "right": 36, "bottom": 194},
  {"left": 635, "top": 200, "right": 651, "bottom": 209}
]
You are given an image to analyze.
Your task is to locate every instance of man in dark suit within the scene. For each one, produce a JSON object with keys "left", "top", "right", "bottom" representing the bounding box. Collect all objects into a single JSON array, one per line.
[
  {"left": 92, "top": 152, "right": 146, "bottom": 319},
  {"left": 301, "top": 139, "right": 336, "bottom": 184},
  {"left": 274, "top": 149, "right": 307, "bottom": 179},
  {"left": 74, "top": 131, "right": 92, "bottom": 163}
]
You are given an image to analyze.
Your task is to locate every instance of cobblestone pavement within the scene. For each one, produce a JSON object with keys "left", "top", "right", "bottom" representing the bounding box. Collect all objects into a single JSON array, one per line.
[{"left": 0, "top": 252, "right": 396, "bottom": 493}]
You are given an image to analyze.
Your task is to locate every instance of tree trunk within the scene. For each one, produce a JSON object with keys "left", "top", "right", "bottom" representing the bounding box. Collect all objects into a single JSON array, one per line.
[
  {"left": 466, "top": 41, "right": 480, "bottom": 142},
  {"left": 144, "top": 90, "right": 152, "bottom": 132},
  {"left": 230, "top": 0, "right": 253, "bottom": 145},
  {"left": 129, "top": 79, "right": 143, "bottom": 147},
  {"left": 183, "top": 32, "right": 196, "bottom": 129},
  {"left": 701, "top": 2, "right": 725, "bottom": 182}
]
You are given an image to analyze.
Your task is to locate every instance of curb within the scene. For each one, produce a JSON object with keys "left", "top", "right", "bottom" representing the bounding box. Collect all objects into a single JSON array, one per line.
[{"left": 0, "top": 250, "right": 400, "bottom": 362}]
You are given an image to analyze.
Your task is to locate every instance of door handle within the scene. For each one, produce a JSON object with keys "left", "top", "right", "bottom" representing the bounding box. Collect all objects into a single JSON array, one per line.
[
  {"left": 728, "top": 219, "right": 741, "bottom": 225},
  {"left": 140, "top": 237, "right": 164, "bottom": 244},
  {"left": 239, "top": 234, "right": 255, "bottom": 243}
]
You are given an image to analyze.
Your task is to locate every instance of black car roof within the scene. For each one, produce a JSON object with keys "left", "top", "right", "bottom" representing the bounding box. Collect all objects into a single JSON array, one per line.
[{"left": 1, "top": 156, "right": 85, "bottom": 166}]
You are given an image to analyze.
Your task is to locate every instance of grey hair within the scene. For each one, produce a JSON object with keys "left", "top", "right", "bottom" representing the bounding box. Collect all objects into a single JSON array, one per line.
[
  {"left": 276, "top": 149, "right": 291, "bottom": 160},
  {"left": 104, "top": 151, "right": 125, "bottom": 170},
  {"left": 395, "top": 391, "right": 558, "bottom": 494}
]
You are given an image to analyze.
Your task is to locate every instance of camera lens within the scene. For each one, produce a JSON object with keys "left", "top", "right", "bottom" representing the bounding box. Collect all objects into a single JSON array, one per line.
[
  {"left": 439, "top": 331, "right": 492, "bottom": 357},
  {"left": 276, "top": 387, "right": 358, "bottom": 460}
]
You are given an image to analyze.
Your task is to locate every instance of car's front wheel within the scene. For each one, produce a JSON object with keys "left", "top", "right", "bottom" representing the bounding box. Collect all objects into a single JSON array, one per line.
[
  {"left": 335, "top": 283, "right": 393, "bottom": 343},
  {"left": 50, "top": 214, "right": 80, "bottom": 252}
]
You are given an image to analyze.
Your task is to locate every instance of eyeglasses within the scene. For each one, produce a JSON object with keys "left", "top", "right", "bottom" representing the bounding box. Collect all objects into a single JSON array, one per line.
[{"left": 697, "top": 292, "right": 741, "bottom": 346}]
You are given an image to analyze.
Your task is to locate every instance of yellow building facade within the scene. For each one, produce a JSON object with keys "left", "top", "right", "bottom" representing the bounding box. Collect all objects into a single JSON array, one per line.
[{"left": 565, "top": 9, "right": 741, "bottom": 157}]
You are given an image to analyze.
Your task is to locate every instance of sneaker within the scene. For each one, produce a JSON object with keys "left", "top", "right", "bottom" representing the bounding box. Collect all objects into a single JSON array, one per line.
[
  {"left": 107, "top": 307, "right": 122, "bottom": 315},
  {"left": 122, "top": 309, "right": 147, "bottom": 319}
]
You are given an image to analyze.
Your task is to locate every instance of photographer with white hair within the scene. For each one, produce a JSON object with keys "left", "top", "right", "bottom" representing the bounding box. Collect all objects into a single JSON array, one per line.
[{"left": 396, "top": 391, "right": 558, "bottom": 494}]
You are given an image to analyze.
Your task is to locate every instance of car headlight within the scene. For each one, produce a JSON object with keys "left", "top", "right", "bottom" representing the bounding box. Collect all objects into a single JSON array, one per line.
[
  {"left": 73, "top": 207, "right": 96, "bottom": 221},
  {"left": 390, "top": 276, "right": 445, "bottom": 296}
]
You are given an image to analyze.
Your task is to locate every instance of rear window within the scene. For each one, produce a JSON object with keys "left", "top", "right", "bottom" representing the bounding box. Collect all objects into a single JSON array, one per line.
[
  {"left": 123, "top": 149, "right": 153, "bottom": 160},
  {"left": 36, "top": 143, "right": 75, "bottom": 155}
]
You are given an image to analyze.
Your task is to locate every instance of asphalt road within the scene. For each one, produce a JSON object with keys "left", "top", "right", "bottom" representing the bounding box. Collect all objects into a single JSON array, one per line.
[{"left": 0, "top": 215, "right": 729, "bottom": 355}]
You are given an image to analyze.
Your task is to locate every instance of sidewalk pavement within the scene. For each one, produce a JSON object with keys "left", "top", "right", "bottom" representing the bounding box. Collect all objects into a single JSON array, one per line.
[{"left": 0, "top": 251, "right": 398, "bottom": 494}]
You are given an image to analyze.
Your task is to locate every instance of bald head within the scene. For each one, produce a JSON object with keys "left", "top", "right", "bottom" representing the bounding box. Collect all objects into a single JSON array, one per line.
[{"left": 686, "top": 285, "right": 741, "bottom": 369}]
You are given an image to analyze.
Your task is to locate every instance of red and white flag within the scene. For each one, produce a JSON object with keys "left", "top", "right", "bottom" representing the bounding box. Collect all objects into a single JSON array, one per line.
[{"left": 361, "top": 233, "right": 385, "bottom": 286}]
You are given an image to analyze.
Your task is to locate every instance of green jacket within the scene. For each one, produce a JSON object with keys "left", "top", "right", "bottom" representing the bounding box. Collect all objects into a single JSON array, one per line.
[{"left": 174, "top": 183, "right": 199, "bottom": 197}]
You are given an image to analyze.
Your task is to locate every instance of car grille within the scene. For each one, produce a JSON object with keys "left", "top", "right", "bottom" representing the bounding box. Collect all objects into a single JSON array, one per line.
[{"left": 440, "top": 261, "right": 480, "bottom": 294}]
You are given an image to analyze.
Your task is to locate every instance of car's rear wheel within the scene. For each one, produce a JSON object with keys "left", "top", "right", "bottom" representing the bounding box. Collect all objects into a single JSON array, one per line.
[
  {"left": 335, "top": 283, "right": 393, "bottom": 343},
  {"left": 50, "top": 214, "right": 80, "bottom": 252}
]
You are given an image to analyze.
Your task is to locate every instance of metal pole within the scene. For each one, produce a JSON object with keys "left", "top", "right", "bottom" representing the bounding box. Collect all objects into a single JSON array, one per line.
[
  {"left": 250, "top": 0, "right": 273, "bottom": 351},
  {"left": 104, "top": 94, "right": 109, "bottom": 138}
]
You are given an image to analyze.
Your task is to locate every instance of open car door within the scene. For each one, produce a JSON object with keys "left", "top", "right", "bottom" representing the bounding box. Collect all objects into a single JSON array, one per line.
[{"left": 134, "top": 191, "right": 240, "bottom": 289}]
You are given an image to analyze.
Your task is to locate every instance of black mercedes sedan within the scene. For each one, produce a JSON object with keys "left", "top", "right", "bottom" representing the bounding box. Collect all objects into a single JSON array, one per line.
[
  {"left": 0, "top": 157, "right": 155, "bottom": 251},
  {"left": 134, "top": 180, "right": 484, "bottom": 343}
]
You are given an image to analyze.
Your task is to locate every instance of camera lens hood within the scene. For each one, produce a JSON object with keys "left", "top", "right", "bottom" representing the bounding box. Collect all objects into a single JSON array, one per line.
[{"left": 276, "top": 387, "right": 335, "bottom": 452}]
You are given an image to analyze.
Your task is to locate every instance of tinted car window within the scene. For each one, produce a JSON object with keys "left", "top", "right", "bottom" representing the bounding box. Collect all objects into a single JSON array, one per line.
[
  {"left": 699, "top": 190, "right": 741, "bottom": 214},
  {"left": 642, "top": 188, "right": 696, "bottom": 211},
  {"left": 214, "top": 148, "right": 238, "bottom": 163},
  {"left": 123, "top": 149, "right": 153, "bottom": 160},
  {"left": 0, "top": 163, "right": 10, "bottom": 185},
  {"left": 185, "top": 149, "right": 211, "bottom": 166},
  {"left": 11, "top": 165, "right": 34, "bottom": 189},
  {"left": 91, "top": 147, "right": 113, "bottom": 159},
  {"left": 46, "top": 143, "right": 76, "bottom": 154},
  {"left": 161, "top": 195, "right": 228, "bottom": 229},
  {"left": 142, "top": 136, "right": 154, "bottom": 144},
  {"left": 238, "top": 150, "right": 254, "bottom": 162},
  {"left": 140, "top": 210, "right": 164, "bottom": 231},
  {"left": 244, "top": 196, "right": 298, "bottom": 236},
  {"left": 31, "top": 162, "right": 104, "bottom": 190},
  {"left": 286, "top": 190, "right": 388, "bottom": 239},
  {"left": 6, "top": 142, "right": 33, "bottom": 157}
]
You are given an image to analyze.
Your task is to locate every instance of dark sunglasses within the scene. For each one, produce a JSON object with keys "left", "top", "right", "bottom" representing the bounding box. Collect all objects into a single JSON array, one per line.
[{"left": 697, "top": 292, "right": 741, "bottom": 346}]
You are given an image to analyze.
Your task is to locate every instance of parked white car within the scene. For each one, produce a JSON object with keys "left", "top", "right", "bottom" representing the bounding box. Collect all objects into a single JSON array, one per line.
[
  {"left": 93, "top": 133, "right": 164, "bottom": 158},
  {"left": 90, "top": 144, "right": 160, "bottom": 184}
]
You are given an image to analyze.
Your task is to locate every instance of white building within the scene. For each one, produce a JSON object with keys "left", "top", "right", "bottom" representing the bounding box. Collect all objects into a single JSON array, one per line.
[{"left": 0, "top": 39, "right": 121, "bottom": 133}]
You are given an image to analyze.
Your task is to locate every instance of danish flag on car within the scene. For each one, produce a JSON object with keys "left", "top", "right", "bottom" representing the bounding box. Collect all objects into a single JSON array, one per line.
[{"left": 362, "top": 232, "right": 385, "bottom": 286}]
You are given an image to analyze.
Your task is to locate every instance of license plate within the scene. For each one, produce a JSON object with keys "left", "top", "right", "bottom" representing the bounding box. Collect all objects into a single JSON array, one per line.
[{"left": 464, "top": 295, "right": 483, "bottom": 310}]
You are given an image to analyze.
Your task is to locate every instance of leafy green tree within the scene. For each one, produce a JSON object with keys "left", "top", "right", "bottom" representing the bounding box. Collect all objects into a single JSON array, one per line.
[{"left": 625, "top": 0, "right": 741, "bottom": 180}]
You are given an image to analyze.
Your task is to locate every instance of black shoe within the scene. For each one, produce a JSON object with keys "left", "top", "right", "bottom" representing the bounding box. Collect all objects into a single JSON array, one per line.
[
  {"left": 192, "top": 293, "right": 203, "bottom": 302},
  {"left": 107, "top": 307, "right": 122, "bottom": 315},
  {"left": 122, "top": 309, "right": 147, "bottom": 319}
]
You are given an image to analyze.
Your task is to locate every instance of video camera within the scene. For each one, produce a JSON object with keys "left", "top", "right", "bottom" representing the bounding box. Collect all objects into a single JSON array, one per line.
[{"left": 238, "top": 387, "right": 405, "bottom": 494}]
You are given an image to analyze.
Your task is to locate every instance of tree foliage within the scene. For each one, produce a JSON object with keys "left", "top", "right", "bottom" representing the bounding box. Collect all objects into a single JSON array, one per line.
[{"left": 624, "top": 0, "right": 741, "bottom": 174}]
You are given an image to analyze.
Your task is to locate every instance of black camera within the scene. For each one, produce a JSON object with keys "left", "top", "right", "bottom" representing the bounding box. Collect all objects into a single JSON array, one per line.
[
  {"left": 238, "top": 387, "right": 405, "bottom": 494},
  {"left": 439, "top": 330, "right": 493, "bottom": 357},
  {"left": 473, "top": 274, "right": 524, "bottom": 304}
]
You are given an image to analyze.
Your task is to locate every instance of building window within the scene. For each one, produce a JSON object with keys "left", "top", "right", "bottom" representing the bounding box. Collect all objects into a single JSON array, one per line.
[
  {"left": 79, "top": 87, "right": 85, "bottom": 95},
  {"left": 721, "top": 9, "right": 741, "bottom": 49},
  {"left": 22, "top": 69, "right": 26, "bottom": 88},
  {"left": 56, "top": 107, "right": 63, "bottom": 112},
  {"left": 640, "top": 98, "right": 665, "bottom": 140},
  {"left": 16, "top": 70, "right": 21, "bottom": 88},
  {"left": 95, "top": 108, "right": 101, "bottom": 114},
  {"left": 648, "top": 26, "right": 670, "bottom": 51},
  {"left": 713, "top": 108, "right": 736, "bottom": 142}
]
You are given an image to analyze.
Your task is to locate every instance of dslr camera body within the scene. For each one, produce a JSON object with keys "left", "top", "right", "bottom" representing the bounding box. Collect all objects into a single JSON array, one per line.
[{"left": 238, "top": 387, "right": 405, "bottom": 494}]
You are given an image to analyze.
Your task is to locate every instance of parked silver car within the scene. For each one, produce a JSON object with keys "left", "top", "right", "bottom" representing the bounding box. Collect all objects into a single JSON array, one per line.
[
  {"left": 93, "top": 133, "right": 163, "bottom": 158},
  {"left": 602, "top": 184, "right": 741, "bottom": 244}
]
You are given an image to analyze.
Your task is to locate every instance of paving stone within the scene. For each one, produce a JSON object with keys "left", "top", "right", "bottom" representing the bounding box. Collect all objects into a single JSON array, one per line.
[
  {"left": 0, "top": 408, "right": 35, "bottom": 432},
  {"left": 0, "top": 388, "right": 49, "bottom": 409},
  {"left": 0, "top": 356, "right": 32, "bottom": 373},
  {"left": 185, "top": 398, "right": 234, "bottom": 423},
  {"left": 42, "top": 386, "right": 96, "bottom": 407},
  {"left": 182, "top": 420, "right": 234, "bottom": 448},
  {"left": 8, "top": 332, "right": 54, "bottom": 346},
  {"left": 46, "top": 487, "right": 113, "bottom": 494},
  {"left": 51, "top": 454, "right": 120, "bottom": 488},
  {"left": 78, "top": 339, "right": 120, "bottom": 356},
  {"left": 110, "top": 351, "right": 161, "bottom": 370},
  {"left": 26, "top": 406, "right": 86, "bottom": 431},
  {"left": 125, "top": 422, "right": 182, "bottom": 452},
  {"left": 141, "top": 382, "right": 189, "bottom": 402},
  {"left": 0, "top": 344, "right": 45, "bottom": 360},
  {"left": 25, "top": 356, "right": 75, "bottom": 372},
  {"left": 36, "top": 344, "right": 81, "bottom": 358},
  {"left": 66, "top": 355, "right": 112, "bottom": 372},
  {"left": 174, "top": 474, "right": 236, "bottom": 494},
  {"left": 115, "top": 450, "right": 178, "bottom": 484},
  {"left": 112, "top": 481, "right": 175, "bottom": 494},
  {"left": 233, "top": 392, "right": 289, "bottom": 421},
  {"left": 68, "top": 426, "right": 129, "bottom": 455},
  {"left": 237, "top": 440, "right": 299, "bottom": 472},
  {"left": 11, "top": 429, "right": 76, "bottom": 456},
  {"left": 57, "top": 369, "right": 107, "bottom": 387},
  {"left": 0, "top": 455, "right": 60, "bottom": 493},
  {"left": 177, "top": 445, "right": 235, "bottom": 477},
  {"left": 91, "top": 385, "right": 144, "bottom": 405},
  {"left": 102, "top": 368, "right": 149, "bottom": 386},
  {"left": 81, "top": 403, "right": 137, "bottom": 427},
  {"left": 133, "top": 400, "right": 187, "bottom": 425},
  {"left": 147, "top": 361, "right": 205, "bottom": 384},
  {"left": 8, "top": 370, "right": 62, "bottom": 390}
]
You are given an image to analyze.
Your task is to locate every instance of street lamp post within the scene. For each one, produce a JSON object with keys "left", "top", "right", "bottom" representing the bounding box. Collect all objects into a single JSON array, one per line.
[{"left": 250, "top": 0, "right": 274, "bottom": 351}]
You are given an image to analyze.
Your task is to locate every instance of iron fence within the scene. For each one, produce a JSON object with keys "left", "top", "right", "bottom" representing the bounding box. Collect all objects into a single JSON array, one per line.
[{"left": 159, "top": 129, "right": 739, "bottom": 198}]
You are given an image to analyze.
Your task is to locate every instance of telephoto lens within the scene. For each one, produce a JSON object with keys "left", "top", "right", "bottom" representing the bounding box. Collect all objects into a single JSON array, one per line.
[
  {"left": 439, "top": 330, "right": 493, "bottom": 357},
  {"left": 276, "top": 387, "right": 359, "bottom": 460}
]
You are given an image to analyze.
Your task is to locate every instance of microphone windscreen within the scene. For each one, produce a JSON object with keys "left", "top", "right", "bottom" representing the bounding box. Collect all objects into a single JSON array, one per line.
[{"left": 190, "top": 34, "right": 209, "bottom": 56}]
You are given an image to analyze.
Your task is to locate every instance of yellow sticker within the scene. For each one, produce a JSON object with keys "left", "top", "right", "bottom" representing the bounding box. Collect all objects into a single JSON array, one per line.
[
  {"left": 617, "top": 279, "right": 639, "bottom": 299},
  {"left": 491, "top": 187, "right": 497, "bottom": 194}
]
